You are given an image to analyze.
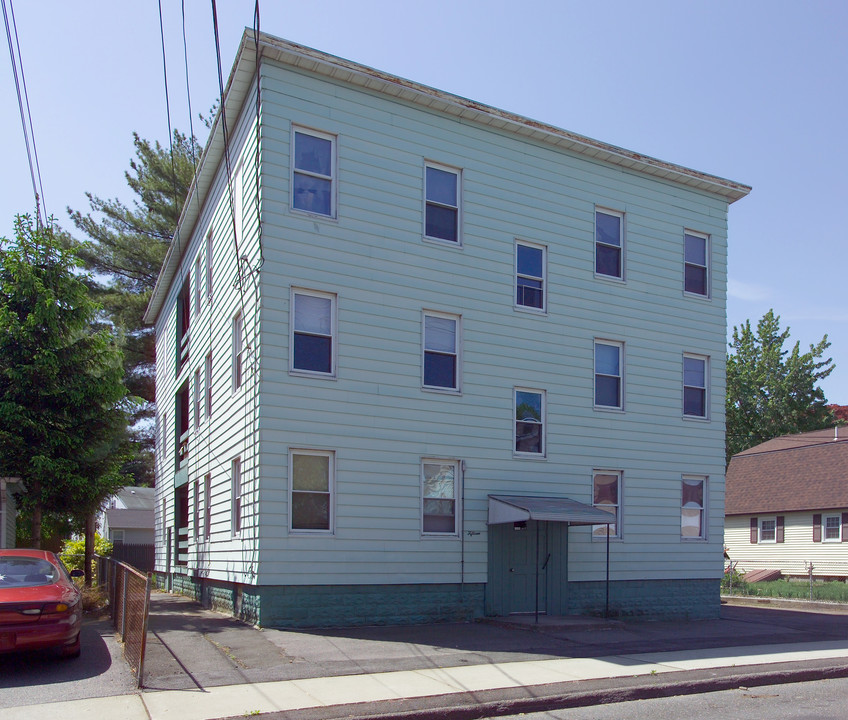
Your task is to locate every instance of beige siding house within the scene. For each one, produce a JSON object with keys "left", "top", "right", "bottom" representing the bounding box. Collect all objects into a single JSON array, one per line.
[{"left": 725, "top": 428, "right": 848, "bottom": 578}]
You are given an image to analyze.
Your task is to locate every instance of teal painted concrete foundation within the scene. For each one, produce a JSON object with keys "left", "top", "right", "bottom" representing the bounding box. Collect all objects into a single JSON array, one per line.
[
  {"left": 159, "top": 575, "right": 719, "bottom": 626},
  {"left": 567, "top": 578, "right": 721, "bottom": 620}
]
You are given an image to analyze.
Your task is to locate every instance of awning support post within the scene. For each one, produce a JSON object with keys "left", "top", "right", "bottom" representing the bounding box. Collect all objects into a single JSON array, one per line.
[
  {"left": 534, "top": 520, "right": 540, "bottom": 625},
  {"left": 605, "top": 523, "right": 610, "bottom": 619}
]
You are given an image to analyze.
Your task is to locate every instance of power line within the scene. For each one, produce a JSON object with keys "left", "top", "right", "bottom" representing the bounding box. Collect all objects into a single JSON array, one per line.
[{"left": 2, "top": 0, "right": 45, "bottom": 226}]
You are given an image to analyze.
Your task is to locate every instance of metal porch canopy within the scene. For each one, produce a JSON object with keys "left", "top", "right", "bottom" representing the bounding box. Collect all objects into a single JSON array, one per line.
[
  {"left": 487, "top": 494, "right": 613, "bottom": 621},
  {"left": 487, "top": 495, "right": 613, "bottom": 525}
]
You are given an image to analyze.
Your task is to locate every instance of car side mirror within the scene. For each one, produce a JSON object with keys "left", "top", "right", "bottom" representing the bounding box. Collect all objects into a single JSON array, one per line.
[{"left": 69, "top": 569, "right": 84, "bottom": 578}]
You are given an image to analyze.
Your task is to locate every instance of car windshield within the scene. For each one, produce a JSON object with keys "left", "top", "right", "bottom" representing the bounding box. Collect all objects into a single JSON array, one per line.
[{"left": 0, "top": 557, "right": 60, "bottom": 587}]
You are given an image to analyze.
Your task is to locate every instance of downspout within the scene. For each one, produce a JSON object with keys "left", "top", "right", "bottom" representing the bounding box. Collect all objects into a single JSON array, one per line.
[
  {"left": 460, "top": 460, "right": 466, "bottom": 590},
  {"left": 605, "top": 523, "right": 610, "bottom": 618}
]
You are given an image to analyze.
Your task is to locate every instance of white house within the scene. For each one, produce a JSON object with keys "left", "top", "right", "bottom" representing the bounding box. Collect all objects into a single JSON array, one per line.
[
  {"left": 725, "top": 428, "right": 848, "bottom": 579},
  {"left": 144, "top": 30, "right": 750, "bottom": 626},
  {"left": 99, "top": 486, "right": 155, "bottom": 546}
]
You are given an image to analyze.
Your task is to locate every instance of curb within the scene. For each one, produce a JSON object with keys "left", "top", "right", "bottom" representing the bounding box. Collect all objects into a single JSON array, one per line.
[{"left": 222, "top": 659, "right": 848, "bottom": 720}]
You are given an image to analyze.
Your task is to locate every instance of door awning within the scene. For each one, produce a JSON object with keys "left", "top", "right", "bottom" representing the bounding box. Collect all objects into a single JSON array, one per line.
[{"left": 488, "top": 495, "right": 612, "bottom": 526}]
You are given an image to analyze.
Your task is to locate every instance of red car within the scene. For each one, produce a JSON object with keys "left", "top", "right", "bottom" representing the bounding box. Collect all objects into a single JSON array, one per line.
[{"left": 0, "top": 549, "right": 83, "bottom": 658}]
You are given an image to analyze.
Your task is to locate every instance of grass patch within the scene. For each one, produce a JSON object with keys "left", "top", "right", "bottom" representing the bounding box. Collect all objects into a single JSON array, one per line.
[{"left": 724, "top": 577, "right": 848, "bottom": 603}]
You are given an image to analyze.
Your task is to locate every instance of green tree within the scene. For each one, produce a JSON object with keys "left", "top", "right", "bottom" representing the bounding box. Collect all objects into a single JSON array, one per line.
[
  {"left": 67, "top": 130, "right": 198, "bottom": 485},
  {"left": 726, "top": 309, "right": 835, "bottom": 461},
  {"left": 0, "top": 214, "right": 131, "bottom": 548}
]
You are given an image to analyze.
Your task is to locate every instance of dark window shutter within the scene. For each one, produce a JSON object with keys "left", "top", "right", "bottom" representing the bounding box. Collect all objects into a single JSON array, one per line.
[
  {"left": 750, "top": 517, "right": 758, "bottom": 543},
  {"left": 776, "top": 516, "right": 785, "bottom": 543},
  {"left": 813, "top": 514, "right": 822, "bottom": 543},
  {"left": 842, "top": 513, "right": 848, "bottom": 543}
]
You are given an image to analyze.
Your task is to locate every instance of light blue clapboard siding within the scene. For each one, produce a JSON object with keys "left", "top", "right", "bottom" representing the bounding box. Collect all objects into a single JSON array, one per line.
[{"left": 153, "top": 49, "right": 737, "bottom": 591}]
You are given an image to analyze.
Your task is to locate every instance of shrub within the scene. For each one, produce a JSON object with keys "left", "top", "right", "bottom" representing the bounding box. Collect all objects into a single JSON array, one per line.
[{"left": 60, "top": 534, "right": 113, "bottom": 573}]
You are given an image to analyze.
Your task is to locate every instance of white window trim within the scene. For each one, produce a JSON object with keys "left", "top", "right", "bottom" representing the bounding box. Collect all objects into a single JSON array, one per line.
[
  {"left": 289, "top": 449, "right": 335, "bottom": 535},
  {"left": 422, "top": 310, "right": 462, "bottom": 393},
  {"left": 759, "top": 516, "right": 777, "bottom": 543},
  {"left": 420, "top": 458, "right": 461, "bottom": 537},
  {"left": 231, "top": 457, "right": 242, "bottom": 537},
  {"left": 232, "top": 312, "right": 244, "bottom": 392},
  {"left": 423, "top": 161, "right": 462, "bottom": 246},
  {"left": 594, "top": 339, "right": 625, "bottom": 411},
  {"left": 681, "top": 475, "right": 708, "bottom": 541},
  {"left": 194, "top": 255, "right": 202, "bottom": 318},
  {"left": 592, "top": 470, "right": 622, "bottom": 540},
  {"left": 192, "top": 478, "right": 200, "bottom": 542},
  {"left": 193, "top": 367, "right": 202, "bottom": 429},
  {"left": 594, "top": 207, "right": 625, "bottom": 281},
  {"left": 683, "top": 229, "right": 711, "bottom": 299},
  {"left": 203, "top": 473, "right": 211, "bottom": 540},
  {"left": 204, "top": 351, "right": 212, "bottom": 419},
  {"left": 515, "top": 239, "right": 547, "bottom": 314},
  {"left": 290, "top": 288, "right": 338, "bottom": 378},
  {"left": 291, "top": 125, "right": 337, "bottom": 220},
  {"left": 514, "top": 387, "right": 546, "bottom": 458},
  {"left": 824, "top": 514, "right": 842, "bottom": 542},
  {"left": 683, "top": 353, "right": 710, "bottom": 420},
  {"left": 205, "top": 231, "right": 214, "bottom": 305}
]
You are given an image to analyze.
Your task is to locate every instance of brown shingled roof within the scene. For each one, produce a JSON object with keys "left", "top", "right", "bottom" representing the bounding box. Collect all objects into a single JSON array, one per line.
[{"left": 725, "top": 428, "right": 848, "bottom": 515}]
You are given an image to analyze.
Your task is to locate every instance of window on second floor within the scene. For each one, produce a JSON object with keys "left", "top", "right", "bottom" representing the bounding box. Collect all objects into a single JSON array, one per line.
[
  {"left": 595, "top": 208, "right": 623, "bottom": 280},
  {"left": 594, "top": 340, "right": 623, "bottom": 410},
  {"left": 516, "top": 241, "right": 546, "bottom": 312},
  {"left": 175, "top": 382, "right": 189, "bottom": 471},
  {"left": 515, "top": 388, "right": 544, "bottom": 456},
  {"left": 423, "top": 311, "right": 460, "bottom": 391},
  {"left": 232, "top": 312, "right": 244, "bottom": 391},
  {"left": 204, "top": 351, "right": 212, "bottom": 418},
  {"left": 291, "top": 289, "right": 336, "bottom": 376},
  {"left": 193, "top": 368, "right": 202, "bottom": 429},
  {"left": 424, "top": 163, "right": 460, "bottom": 243},
  {"left": 684, "top": 231, "right": 710, "bottom": 297},
  {"left": 292, "top": 127, "right": 335, "bottom": 218},
  {"left": 683, "top": 354, "right": 708, "bottom": 418}
]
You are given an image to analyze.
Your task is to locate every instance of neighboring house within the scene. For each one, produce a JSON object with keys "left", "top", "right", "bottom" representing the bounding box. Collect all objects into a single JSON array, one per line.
[
  {"left": 144, "top": 30, "right": 750, "bottom": 627},
  {"left": 100, "top": 486, "right": 155, "bottom": 545},
  {"left": 0, "top": 477, "right": 19, "bottom": 549},
  {"left": 725, "top": 428, "right": 848, "bottom": 578}
]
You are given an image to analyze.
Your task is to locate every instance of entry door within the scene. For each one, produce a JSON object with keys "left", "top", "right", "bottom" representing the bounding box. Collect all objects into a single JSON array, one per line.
[{"left": 488, "top": 521, "right": 548, "bottom": 615}]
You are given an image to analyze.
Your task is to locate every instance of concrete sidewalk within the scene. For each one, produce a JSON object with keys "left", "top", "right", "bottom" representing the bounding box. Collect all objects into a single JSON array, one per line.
[{"left": 6, "top": 593, "right": 848, "bottom": 720}]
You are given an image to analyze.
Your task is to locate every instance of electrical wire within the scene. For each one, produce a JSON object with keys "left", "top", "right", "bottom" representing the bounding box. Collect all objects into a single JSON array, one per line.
[{"left": 2, "top": 0, "right": 45, "bottom": 226}]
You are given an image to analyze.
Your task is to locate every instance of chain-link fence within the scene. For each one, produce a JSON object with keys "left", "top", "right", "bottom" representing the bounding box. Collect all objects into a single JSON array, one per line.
[{"left": 95, "top": 554, "right": 152, "bottom": 688}]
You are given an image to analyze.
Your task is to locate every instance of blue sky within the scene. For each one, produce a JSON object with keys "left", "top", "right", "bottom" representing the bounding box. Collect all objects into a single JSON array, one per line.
[{"left": 1, "top": 1, "right": 846, "bottom": 403}]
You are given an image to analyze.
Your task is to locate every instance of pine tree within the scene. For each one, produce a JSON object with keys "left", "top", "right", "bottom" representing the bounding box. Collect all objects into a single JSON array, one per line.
[
  {"left": 726, "top": 309, "right": 835, "bottom": 461},
  {"left": 67, "top": 131, "right": 198, "bottom": 484}
]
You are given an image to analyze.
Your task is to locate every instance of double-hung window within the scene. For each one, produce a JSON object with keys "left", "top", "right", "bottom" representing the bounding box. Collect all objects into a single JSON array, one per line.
[
  {"left": 595, "top": 208, "right": 624, "bottom": 279},
  {"left": 290, "top": 450, "right": 334, "bottom": 533},
  {"left": 193, "top": 368, "right": 202, "bottom": 429},
  {"left": 193, "top": 478, "right": 200, "bottom": 541},
  {"left": 594, "top": 340, "right": 623, "bottom": 410},
  {"left": 824, "top": 515, "right": 842, "bottom": 541},
  {"left": 424, "top": 163, "right": 460, "bottom": 243},
  {"left": 292, "top": 127, "right": 335, "bottom": 218},
  {"left": 205, "top": 231, "right": 214, "bottom": 304},
  {"left": 421, "top": 460, "right": 459, "bottom": 535},
  {"left": 204, "top": 351, "right": 212, "bottom": 418},
  {"left": 683, "top": 354, "right": 708, "bottom": 418},
  {"left": 231, "top": 457, "right": 242, "bottom": 535},
  {"left": 681, "top": 476, "right": 706, "bottom": 540},
  {"left": 203, "top": 473, "right": 211, "bottom": 540},
  {"left": 514, "top": 388, "right": 544, "bottom": 456},
  {"left": 684, "top": 231, "right": 709, "bottom": 296},
  {"left": 194, "top": 255, "right": 202, "bottom": 317},
  {"left": 592, "top": 471, "right": 621, "bottom": 538},
  {"left": 759, "top": 517, "right": 776, "bottom": 542},
  {"left": 516, "top": 241, "right": 546, "bottom": 311},
  {"left": 291, "top": 289, "right": 336, "bottom": 376},
  {"left": 423, "top": 312, "right": 460, "bottom": 391},
  {"left": 232, "top": 312, "right": 244, "bottom": 391}
]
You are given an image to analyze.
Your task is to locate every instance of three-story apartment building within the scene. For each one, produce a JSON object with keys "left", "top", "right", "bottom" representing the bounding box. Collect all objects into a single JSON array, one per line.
[{"left": 144, "top": 30, "right": 750, "bottom": 626}]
